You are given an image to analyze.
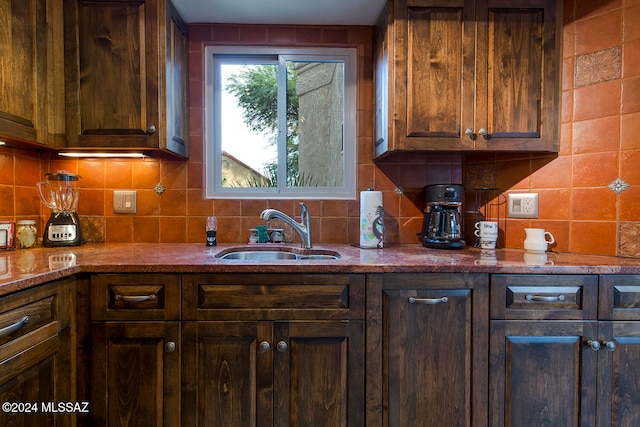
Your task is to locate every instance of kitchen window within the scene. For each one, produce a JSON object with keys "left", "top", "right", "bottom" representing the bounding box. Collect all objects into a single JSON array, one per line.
[{"left": 204, "top": 46, "right": 357, "bottom": 199}]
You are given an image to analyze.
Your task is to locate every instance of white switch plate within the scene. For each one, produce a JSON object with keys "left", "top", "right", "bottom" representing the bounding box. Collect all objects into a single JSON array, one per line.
[
  {"left": 113, "top": 190, "right": 137, "bottom": 214},
  {"left": 507, "top": 193, "right": 538, "bottom": 218}
]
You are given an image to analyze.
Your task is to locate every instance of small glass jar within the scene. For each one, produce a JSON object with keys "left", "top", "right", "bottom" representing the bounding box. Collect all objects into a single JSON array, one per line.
[{"left": 16, "top": 220, "right": 37, "bottom": 249}]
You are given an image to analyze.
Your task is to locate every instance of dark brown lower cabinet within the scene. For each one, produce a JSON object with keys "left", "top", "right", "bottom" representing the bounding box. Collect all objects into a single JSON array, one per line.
[
  {"left": 182, "top": 320, "right": 364, "bottom": 426},
  {"left": 89, "top": 322, "right": 181, "bottom": 426},
  {"left": 366, "top": 273, "right": 489, "bottom": 427}
]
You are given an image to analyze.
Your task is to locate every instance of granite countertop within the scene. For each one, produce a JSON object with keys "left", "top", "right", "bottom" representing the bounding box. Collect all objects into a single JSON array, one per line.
[{"left": 2, "top": 243, "right": 640, "bottom": 296}]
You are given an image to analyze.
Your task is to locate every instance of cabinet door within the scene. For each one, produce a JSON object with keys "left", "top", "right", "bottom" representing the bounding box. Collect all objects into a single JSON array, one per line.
[
  {"left": 384, "top": 288, "right": 475, "bottom": 427},
  {"left": 597, "top": 321, "right": 640, "bottom": 427},
  {"left": 182, "top": 321, "right": 274, "bottom": 427},
  {"left": 0, "top": 0, "right": 48, "bottom": 144},
  {"left": 389, "top": 0, "right": 476, "bottom": 151},
  {"left": 474, "top": 0, "right": 561, "bottom": 151},
  {"left": 490, "top": 320, "right": 598, "bottom": 427},
  {"left": 90, "top": 322, "right": 180, "bottom": 426},
  {"left": 273, "top": 320, "right": 364, "bottom": 427},
  {"left": 64, "top": 0, "right": 160, "bottom": 149}
]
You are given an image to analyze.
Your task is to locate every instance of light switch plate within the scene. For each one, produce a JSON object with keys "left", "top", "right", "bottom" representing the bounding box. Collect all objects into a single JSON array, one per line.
[
  {"left": 507, "top": 193, "right": 538, "bottom": 218},
  {"left": 113, "top": 190, "right": 137, "bottom": 214}
]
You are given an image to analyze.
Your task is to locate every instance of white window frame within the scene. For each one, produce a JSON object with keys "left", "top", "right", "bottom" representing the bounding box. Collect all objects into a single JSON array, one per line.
[{"left": 204, "top": 45, "right": 357, "bottom": 199}]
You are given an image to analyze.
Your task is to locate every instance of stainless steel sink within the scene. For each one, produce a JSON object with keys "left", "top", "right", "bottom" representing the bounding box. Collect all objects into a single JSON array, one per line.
[{"left": 216, "top": 248, "right": 340, "bottom": 261}]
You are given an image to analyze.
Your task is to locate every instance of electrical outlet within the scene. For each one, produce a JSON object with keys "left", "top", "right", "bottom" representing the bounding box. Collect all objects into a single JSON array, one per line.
[
  {"left": 113, "top": 190, "right": 137, "bottom": 214},
  {"left": 507, "top": 193, "right": 538, "bottom": 218}
]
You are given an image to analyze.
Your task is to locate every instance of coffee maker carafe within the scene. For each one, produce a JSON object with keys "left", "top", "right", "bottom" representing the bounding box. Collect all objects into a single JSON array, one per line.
[
  {"left": 37, "top": 171, "right": 83, "bottom": 247},
  {"left": 421, "top": 184, "right": 465, "bottom": 249}
]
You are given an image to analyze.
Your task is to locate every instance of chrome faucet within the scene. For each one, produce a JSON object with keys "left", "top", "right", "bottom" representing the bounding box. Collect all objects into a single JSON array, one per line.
[{"left": 260, "top": 202, "right": 312, "bottom": 248}]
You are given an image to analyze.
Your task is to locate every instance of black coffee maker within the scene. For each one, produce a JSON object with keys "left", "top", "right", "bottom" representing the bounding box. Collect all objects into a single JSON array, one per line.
[{"left": 421, "top": 184, "right": 465, "bottom": 249}]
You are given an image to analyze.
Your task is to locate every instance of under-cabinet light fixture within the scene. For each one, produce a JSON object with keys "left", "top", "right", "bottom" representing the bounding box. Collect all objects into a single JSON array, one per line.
[
  {"left": 58, "top": 151, "right": 151, "bottom": 158},
  {"left": 0, "top": 141, "right": 6, "bottom": 146}
]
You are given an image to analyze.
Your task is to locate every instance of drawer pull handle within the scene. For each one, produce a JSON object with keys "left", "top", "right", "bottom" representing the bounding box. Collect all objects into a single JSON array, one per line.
[
  {"left": 408, "top": 296, "right": 449, "bottom": 305},
  {"left": 115, "top": 294, "right": 156, "bottom": 302},
  {"left": 525, "top": 294, "right": 565, "bottom": 302},
  {"left": 0, "top": 316, "right": 30, "bottom": 337}
]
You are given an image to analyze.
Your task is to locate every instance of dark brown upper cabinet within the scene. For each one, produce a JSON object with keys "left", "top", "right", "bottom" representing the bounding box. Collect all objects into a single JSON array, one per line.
[
  {"left": 63, "top": 0, "right": 189, "bottom": 157},
  {"left": 374, "top": 0, "right": 562, "bottom": 157}
]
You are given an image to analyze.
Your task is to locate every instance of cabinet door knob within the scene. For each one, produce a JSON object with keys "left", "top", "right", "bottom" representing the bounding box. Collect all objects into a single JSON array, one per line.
[
  {"left": 603, "top": 340, "right": 617, "bottom": 352},
  {"left": 259, "top": 341, "right": 271, "bottom": 352},
  {"left": 465, "top": 128, "right": 476, "bottom": 140},
  {"left": 276, "top": 341, "right": 288, "bottom": 352},
  {"left": 478, "top": 128, "right": 489, "bottom": 139},
  {"left": 147, "top": 124, "right": 157, "bottom": 134},
  {"left": 586, "top": 340, "right": 601, "bottom": 351},
  {"left": 164, "top": 341, "right": 176, "bottom": 353}
]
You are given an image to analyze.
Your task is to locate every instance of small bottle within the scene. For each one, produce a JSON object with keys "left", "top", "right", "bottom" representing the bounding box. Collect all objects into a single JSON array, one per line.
[
  {"left": 16, "top": 220, "right": 37, "bottom": 249},
  {"left": 206, "top": 216, "right": 217, "bottom": 247}
]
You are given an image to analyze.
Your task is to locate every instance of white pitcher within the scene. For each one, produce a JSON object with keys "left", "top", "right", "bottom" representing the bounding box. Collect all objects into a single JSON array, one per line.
[{"left": 524, "top": 228, "right": 555, "bottom": 252}]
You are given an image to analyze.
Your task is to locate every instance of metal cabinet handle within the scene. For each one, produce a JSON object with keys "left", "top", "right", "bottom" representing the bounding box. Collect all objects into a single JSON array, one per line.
[
  {"left": 465, "top": 128, "right": 476, "bottom": 140},
  {"left": 164, "top": 342, "right": 176, "bottom": 353},
  {"left": 603, "top": 340, "right": 616, "bottom": 352},
  {"left": 115, "top": 294, "right": 156, "bottom": 302},
  {"left": 408, "top": 296, "right": 449, "bottom": 304},
  {"left": 478, "top": 128, "right": 489, "bottom": 138},
  {"left": 147, "top": 124, "right": 157, "bottom": 134},
  {"left": 276, "top": 341, "right": 288, "bottom": 352},
  {"left": 259, "top": 341, "right": 271, "bottom": 352},
  {"left": 525, "top": 294, "right": 565, "bottom": 302},
  {"left": 586, "top": 340, "right": 601, "bottom": 351},
  {"left": 0, "top": 316, "right": 30, "bottom": 337}
]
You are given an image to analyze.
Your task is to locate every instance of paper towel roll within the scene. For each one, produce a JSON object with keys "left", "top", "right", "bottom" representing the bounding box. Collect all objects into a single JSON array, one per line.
[{"left": 360, "top": 190, "right": 384, "bottom": 248}]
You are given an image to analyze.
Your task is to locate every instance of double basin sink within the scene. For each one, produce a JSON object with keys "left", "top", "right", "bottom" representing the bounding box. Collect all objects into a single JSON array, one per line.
[{"left": 216, "top": 247, "right": 340, "bottom": 261}]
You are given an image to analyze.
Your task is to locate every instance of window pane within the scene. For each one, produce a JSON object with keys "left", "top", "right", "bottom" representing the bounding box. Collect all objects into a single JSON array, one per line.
[
  {"left": 220, "top": 62, "right": 278, "bottom": 188},
  {"left": 288, "top": 61, "right": 344, "bottom": 188}
]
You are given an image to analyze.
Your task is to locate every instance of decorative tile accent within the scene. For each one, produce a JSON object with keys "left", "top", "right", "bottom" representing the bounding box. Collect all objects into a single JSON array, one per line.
[
  {"left": 575, "top": 46, "right": 621, "bottom": 87},
  {"left": 154, "top": 182, "right": 166, "bottom": 195},
  {"left": 80, "top": 216, "right": 105, "bottom": 243},
  {"left": 619, "top": 222, "right": 640, "bottom": 258},
  {"left": 608, "top": 178, "right": 630, "bottom": 194}
]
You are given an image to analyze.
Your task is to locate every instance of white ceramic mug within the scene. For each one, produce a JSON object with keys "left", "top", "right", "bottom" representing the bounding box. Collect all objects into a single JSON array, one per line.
[
  {"left": 474, "top": 221, "right": 499, "bottom": 238},
  {"left": 524, "top": 228, "right": 555, "bottom": 252}
]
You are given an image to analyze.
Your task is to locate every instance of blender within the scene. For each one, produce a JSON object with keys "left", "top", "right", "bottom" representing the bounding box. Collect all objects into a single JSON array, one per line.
[{"left": 37, "top": 171, "right": 84, "bottom": 247}]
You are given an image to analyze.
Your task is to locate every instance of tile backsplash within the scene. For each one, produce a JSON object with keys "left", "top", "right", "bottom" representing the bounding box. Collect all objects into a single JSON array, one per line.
[{"left": 1, "top": 0, "right": 639, "bottom": 257}]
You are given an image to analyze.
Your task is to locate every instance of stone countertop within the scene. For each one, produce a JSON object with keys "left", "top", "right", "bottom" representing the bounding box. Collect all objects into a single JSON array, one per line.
[{"left": 2, "top": 243, "right": 640, "bottom": 296}]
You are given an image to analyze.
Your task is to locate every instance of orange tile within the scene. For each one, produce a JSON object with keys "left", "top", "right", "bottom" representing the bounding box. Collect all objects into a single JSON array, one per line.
[
  {"left": 623, "top": 39, "right": 640, "bottom": 78},
  {"left": 79, "top": 188, "right": 105, "bottom": 216},
  {"left": 78, "top": 160, "right": 106, "bottom": 189},
  {"left": 572, "top": 116, "right": 620, "bottom": 154},
  {"left": 295, "top": 27, "right": 322, "bottom": 44},
  {"left": 159, "top": 217, "right": 187, "bottom": 243},
  {"left": 622, "top": 76, "right": 640, "bottom": 114},
  {"left": 571, "top": 188, "right": 617, "bottom": 220},
  {"left": 563, "top": 22, "right": 575, "bottom": 58},
  {"left": 105, "top": 160, "right": 133, "bottom": 188},
  {"left": 106, "top": 216, "right": 133, "bottom": 243},
  {"left": 570, "top": 221, "right": 618, "bottom": 255},
  {"left": 136, "top": 189, "right": 160, "bottom": 216},
  {"left": 14, "top": 155, "right": 40, "bottom": 187},
  {"left": 319, "top": 217, "right": 349, "bottom": 243},
  {"left": 239, "top": 26, "right": 267, "bottom": 43},
  {"left": 619, "top": 186, "right": 640, "bottom": 221},
  {"left": 161, "top": 160, "right": 188, "bottom": 190},
  {"left": 575, "top": 0, "right": 622, "bottom": 21},
  {"left": 621, "top": 112, "right": 640, "bottom": 149},
  {"left": 267, "top": 26, "right": 295, "bottom": 44},
  {"left": 572, "top": 152, "right": 619, "bottom": 187},
  {"left": 495, "top": 159, "right": 532, "bottom": 190},
  {"left": 561, "top": 90, "right": 573, "bottom": 124},
  {"left": 562, "top": 57, "right": 574, "bottom": 91},
  {"left": 186, "top": 189, "right": 213, "bottom": 216},
  {"left": 321, "top": 200, "right": 349, "bottom": 217},
  {"left": 132, "top": 217, "right": 160, "bottom": 243},
  {"left": 531, "top": 220, "right": 571, "bottom": 252},
  {"left": 530, "top": 156, "right": 571, "bottom": 188},
  {"left": 322, "top": 28, "right": 349, "bottom": 44},
  {"left": 0, "top": 151, "right": 14, "bottom": 185},
  {"left": 211, "top": 24, "right": 240, "bottom": 43},
  {"left": 0, "top": 186, "right": 13, "bottom": 216},
  {"left": 133, "top": 159, "right": 161, "bottom": 189},
  {"left": 624, "top": 4, "right": 640, "bottom": 42},
  {"left": 575, "top": 10, "right": 622, "bottom": 55},
  {"left": 186, "top": 216, "right": 207, "bottom": 243},
  {"left": 573, "top": 80, "right": 621, "bottom": 121},
  {"left": 13, "top": 186, "right": 39, "bottom": 216},
  {"left": 214, "top": 199, "right": 241, "bottom": 216},
  {"left": 621, "top": 150, "right": 640, "bottom": 184},
  {"left": 159, "top": 189, "right": 187, "bottom": 216}
]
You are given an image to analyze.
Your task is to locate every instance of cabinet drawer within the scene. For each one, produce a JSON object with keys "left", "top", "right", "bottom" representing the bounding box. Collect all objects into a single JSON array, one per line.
[
  {"left": 599, "top": 275, "right": 640, "bottom": 320},
  {"left": 182, "top": 274, "right": 365, "bottom": 320},
  {"left": 491, "top": 275, "right": 598, "bottom": 320},
  {"left": 0, "top": 282, "right": 59, "bottom": 362},
  {"left": 91, "top": 274, "right": 180, "bottom": 321}
]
